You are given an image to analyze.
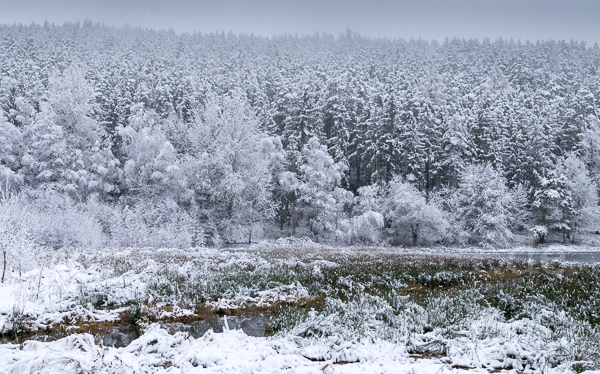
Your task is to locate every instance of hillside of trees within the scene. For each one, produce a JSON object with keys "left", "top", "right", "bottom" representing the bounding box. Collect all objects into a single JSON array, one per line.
[{"left": 2, "top": 21, "right": 600, "bottom": 249}]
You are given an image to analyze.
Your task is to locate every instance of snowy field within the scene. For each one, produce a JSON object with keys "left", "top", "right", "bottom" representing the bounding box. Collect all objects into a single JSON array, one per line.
[{"left": 1, "top": 245, "right": 600, "bottom": 373}]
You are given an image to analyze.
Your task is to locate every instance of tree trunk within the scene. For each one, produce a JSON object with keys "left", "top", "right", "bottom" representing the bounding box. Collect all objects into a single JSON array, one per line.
[
  {"left": 411, "top": 223, "right": 418, "bottom": 246},
  {"left": 227, "top": 199, "right": 234, "bottom": 220},
  {"left": 356, "top": 157, "right": 361, "bottom": 190},
  {"left": 425, "top": 162, "right": 430, "bottom": 202},
  {"left": 1, "top": 250, "right": 6, "bottom": 284}
]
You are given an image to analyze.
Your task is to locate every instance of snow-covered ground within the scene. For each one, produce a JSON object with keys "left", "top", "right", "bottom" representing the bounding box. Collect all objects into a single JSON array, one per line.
[
  {"left": 2, "top": 321, "right": 597, "bottom": 374},
  {"left": 0, "top": 324, "right": 467, "bottom": 374},
  {"left": 0, "top": 246, "right": 599, "bottom": 373},
  {"left": 0, "top": 283, "right": 15, "bottom": 334}
]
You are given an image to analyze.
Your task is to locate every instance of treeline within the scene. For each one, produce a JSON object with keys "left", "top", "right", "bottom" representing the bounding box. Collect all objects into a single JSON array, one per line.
[{"left": 1, "top": 21, "right": 600, "bottom": 248}]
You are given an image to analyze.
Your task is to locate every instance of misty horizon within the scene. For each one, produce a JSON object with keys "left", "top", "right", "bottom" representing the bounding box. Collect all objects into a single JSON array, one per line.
[{"left": 1, "top": 0, "right": 599, "bottom": 45}]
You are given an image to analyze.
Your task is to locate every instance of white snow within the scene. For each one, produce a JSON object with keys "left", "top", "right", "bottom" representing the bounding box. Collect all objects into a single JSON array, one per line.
[
  {"left": 0, "top": 283, "right": 16, "bottom": 332},
  {"left": 0, "top": 323, "right": 525, "bottom": 374}
]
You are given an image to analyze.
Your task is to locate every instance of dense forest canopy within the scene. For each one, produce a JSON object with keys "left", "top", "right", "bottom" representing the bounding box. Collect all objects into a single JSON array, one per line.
[{"left": 1, "top": 21, "right": 600, "bottom": 247}]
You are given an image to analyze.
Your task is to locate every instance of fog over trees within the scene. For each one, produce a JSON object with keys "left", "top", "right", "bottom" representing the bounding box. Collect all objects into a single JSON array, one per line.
[{"left": 1, "top": 21, "right": 600, "bottom": 248}]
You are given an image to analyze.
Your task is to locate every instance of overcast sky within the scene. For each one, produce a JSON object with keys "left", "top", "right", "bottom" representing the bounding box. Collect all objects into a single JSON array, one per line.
[{"left": 1, "top": 0, "right": 599, "bottom": 45}]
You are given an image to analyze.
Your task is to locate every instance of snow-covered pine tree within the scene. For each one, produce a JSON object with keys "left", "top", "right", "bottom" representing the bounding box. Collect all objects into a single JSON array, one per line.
[
  {"left": 531, "top": 170, "right": 572, "bottom": 243},
  {"left": 554, "top": 154, "right": 600, "bottom": 242},
  {"left": 0, "top": 113, "right": 23, "bottom": 195},
  {"left": 21, "top": 68, "right": 120, "bottom": 198},
  {"left": 451, "top": 164, "right": 515, "bottom": 248}
]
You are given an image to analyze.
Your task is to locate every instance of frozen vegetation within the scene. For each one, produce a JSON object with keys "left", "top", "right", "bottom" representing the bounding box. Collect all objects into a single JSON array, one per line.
[
  {"left": 1, "top": 22, "right": 600, "bottom": 372},
  {"left": 1, "top": 246, "right": 600, "bottom": 373}
]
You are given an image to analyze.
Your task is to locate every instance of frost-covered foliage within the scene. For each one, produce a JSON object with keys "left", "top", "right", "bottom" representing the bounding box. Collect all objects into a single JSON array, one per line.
[
  {"left": 0, "top": 189, "right": 200, "bottom": 250},
  {"left": 547, "top": 154, "right": 600, "bottom": 241},
  {"left": 382, "top": 177, "right": 447, "bottom": 246},
  {"left": 450, "top": 164, "right": 516, "bottom": 248},
  {"left": 0, "top": 113, "right": 23, "bottom": 195},
  {"left": 336, "top": 185, "right": 385, "bottom": 244},
  {"left": 296, "top": 137, "right": 352, "bottom": 241},
  {"left": 339, "top": 211, "right": 384, "bottom": 244},
  {"left": 352, "top": 184, "right": 382, "bottom": 216},
  {"left": 0, "top": 195, "right": 36, "bottom": 281},
  {"left": 530, "top": 153, "right": 600, "bottom": 243},
  {"left": 188, "top": 92, "right": 277, "bottom": 243},
  {"left": 532, "top": 172, "right": 571, "bottom": 241},
  {"left": 17, "top": 189, "right": 106, "bottom": 249},
  {"left": 118, "top": 105, "right": 188, "bottom": 202},
  {"left": 1, "top": 24, "right": 600, "bottom": 245},
  {"left": 89, "top": 197, "right": 198, "bottom": 249},
  {"left": 20, "top": 68, "right": 119, "bottom": 199}
]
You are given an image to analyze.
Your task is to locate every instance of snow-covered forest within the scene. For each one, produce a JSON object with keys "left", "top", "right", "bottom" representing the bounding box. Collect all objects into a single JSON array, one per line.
[
  {"left": 4, "top": 20, "right": 600, "bottom": 374},
  {"left": 2, "top": 21, "right": 600, "bottom": 249}
]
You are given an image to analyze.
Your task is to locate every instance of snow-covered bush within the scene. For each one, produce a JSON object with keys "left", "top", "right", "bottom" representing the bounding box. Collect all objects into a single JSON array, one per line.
[
  {"left": 126, "top": 199, "right": 196, "bottom": 249},
  {"left": 0, "top": 113, "right": 23, "bottom": 196},
  {"left": 382, "top": 177, "right": 447, "bottom": 246},
  {"left": 20, "top": 188, "right": 106, "bottom": 249},
  {"left": 92, "top": 197, "right": 197, "bottom": 249},
  {"left": 352, "top": 184, "right": 382, "bottom": 216},
  {"left": 529, "top": 225, "right": 548, "bottom": 244},
  {"left": 0, "top": 194, "right": 37, "bottom": 280},
  {"left": 258, "top": 236, "right": 323, "bottom": 249},
  {"left": 339, "top": 210, "right": 384, "bottom": 244},
  {"left": 1, "top": 189, "right": 201, "bottom": 252},
  {"left": 0, "top": 166, "right": 22, "bottom": 198}
]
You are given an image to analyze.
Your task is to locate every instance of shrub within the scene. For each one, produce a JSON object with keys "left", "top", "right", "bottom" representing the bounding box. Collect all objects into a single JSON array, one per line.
[
  {"left": 338, "top": 211, "right": 384, "bottom": 245},
  {"left": 0, "top": 194, "right": 37, "bottom": 280},
  {"left": 382, "top": 177, "right": 448, "bottom": 246},
  {"left": 21, "top": 188, "right": 106, "bottom": 249}
]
